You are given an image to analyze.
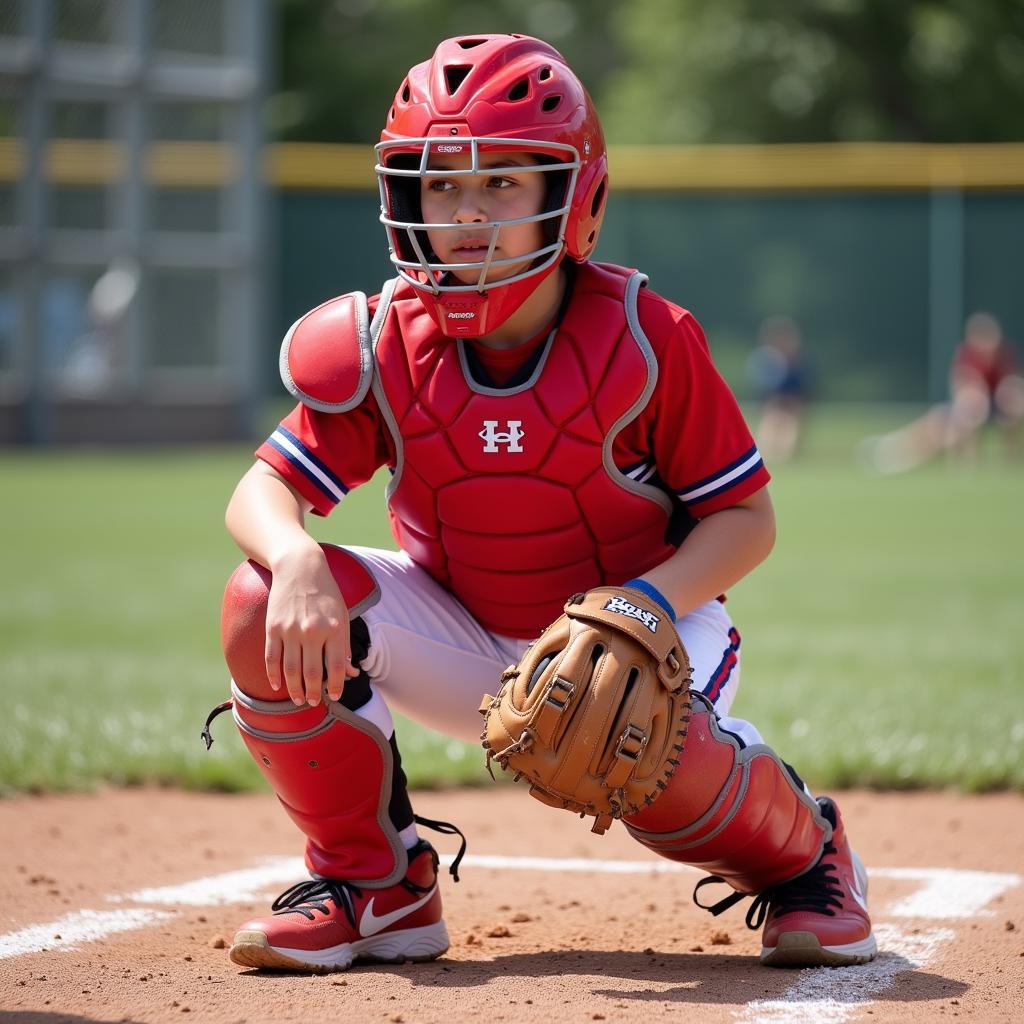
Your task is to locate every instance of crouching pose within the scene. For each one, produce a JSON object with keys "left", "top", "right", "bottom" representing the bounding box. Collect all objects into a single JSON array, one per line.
[{"left": 210, "top": 34, "right": 875, "bottom": 972}]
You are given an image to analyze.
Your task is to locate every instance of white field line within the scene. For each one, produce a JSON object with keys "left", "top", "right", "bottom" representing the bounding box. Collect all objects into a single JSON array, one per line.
[
  {"left": 112, "top": 854, "right": 700, "bottom": 907},
  {"left": 872, "top": 866, "right": 1022, "bottom": 918},
  {"left": 734, "top": 867, "right": 1021, "bottom": 1024},
  {"left": 0, "top": 855, "right": 1018, "bottom": 970},
  {"left": 0, "top": 908, "right": 174, "bottom": 960},
  {"left": 441, "top": 853, "right": 702, "bottom": 875},
  {"left": 112, "top": 857, "right": 304, "bottom": 907},
  {"left": 734, "top": 924, "right": 956, "bottom": 1024}
]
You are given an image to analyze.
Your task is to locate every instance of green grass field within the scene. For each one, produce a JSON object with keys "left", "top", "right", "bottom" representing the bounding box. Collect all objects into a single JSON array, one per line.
[{"left": 1, "top": 406, "right": 1022, "bottom": 796}]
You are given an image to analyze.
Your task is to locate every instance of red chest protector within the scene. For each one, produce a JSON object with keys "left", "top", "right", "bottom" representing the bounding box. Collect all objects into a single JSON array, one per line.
[{"left": 373, "top": 261, "right": 675, "bottom": 637}]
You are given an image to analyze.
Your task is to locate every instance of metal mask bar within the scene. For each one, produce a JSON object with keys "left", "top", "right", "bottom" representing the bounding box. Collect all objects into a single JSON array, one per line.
[
  {"left": 375, "top": 136, "right": 582, "bottom": 294},
  {"left": 375, "top": 135, "right": 580, "bottom": 176}
]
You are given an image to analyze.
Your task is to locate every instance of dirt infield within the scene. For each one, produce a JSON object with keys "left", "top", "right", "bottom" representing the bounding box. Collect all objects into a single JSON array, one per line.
[{"left": 1, "top": 787, "right": 1022, "bottom": 1023}]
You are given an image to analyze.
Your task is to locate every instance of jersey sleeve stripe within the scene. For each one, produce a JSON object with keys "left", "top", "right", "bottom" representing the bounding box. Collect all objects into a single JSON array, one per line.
[
  {"left": 267, "top": 428, "right": 349, "bottom": 504},
  {"left": 622, "top": 459, "right": 655, "bottom": 482},
  {"left": 276, "top": 426, "right": 350, "bottom": 493},
  {"left": 676, "top": 446, "right": 764, "bottom": 504}
]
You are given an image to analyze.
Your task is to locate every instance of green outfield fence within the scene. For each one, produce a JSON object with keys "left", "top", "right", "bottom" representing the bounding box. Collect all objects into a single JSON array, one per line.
[
  {"left": 270, "top": 141, "right": 1024, "bottom": 405},
  {"left": 2, "top": 139, "right": 1023, "bottom": 440}
]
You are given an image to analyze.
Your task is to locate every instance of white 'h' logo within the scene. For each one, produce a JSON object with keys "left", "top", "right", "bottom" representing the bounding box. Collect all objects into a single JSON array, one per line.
[{"left": 479, "top": 420, "right": 525, "bottom": 453}]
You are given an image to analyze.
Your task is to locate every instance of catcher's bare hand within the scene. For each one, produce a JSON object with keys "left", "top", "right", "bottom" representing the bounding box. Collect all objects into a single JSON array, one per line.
[{"left": 264, "top": 542, "right": 360, "bottom": 705}]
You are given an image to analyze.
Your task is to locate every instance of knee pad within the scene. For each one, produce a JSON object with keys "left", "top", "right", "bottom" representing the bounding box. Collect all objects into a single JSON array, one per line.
[
  {"left": 623, "top": 695, "right": 829, "bottom": 894},
  {"left": 219, "top": 544, "right": 406, "bottom": 886},
  {"left": 221, "top": 543, "right": 380, "bottom": 703}
]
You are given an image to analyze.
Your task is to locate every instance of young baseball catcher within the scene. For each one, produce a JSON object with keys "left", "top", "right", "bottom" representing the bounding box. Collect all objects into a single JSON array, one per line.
[{"left": 210, "top": 33, "right": 876, "bottom": 973}]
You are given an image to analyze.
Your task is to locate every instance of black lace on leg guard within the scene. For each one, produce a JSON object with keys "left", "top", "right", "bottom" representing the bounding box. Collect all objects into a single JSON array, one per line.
[{"left": 413, "top": 815, "right": 468, "bottom": 882}]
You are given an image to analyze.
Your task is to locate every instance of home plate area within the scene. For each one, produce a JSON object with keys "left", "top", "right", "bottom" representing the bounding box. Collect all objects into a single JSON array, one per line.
[{"left": 1, "top": 788, "right": 1022, "bottom": 1023}]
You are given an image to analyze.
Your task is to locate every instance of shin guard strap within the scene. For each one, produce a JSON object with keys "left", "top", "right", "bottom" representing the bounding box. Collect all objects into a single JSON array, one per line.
[{"left": 413, "top": 814, "right": 468, "bottom": 882}]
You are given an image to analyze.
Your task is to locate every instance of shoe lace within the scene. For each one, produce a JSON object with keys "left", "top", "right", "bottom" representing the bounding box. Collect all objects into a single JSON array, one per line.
[
  {"left": 693, "top": 840, "right": 844, "bottom": 931},
  {"left": 268, "top": 815, "right": 467, "bottom": 925},
  {"left": 270, "top": 878, "right": 363, "bottom": 928}
]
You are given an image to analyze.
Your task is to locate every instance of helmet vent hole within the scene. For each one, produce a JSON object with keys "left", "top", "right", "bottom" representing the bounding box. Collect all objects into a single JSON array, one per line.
[
  {"left": 507, "top": 78, "right": 530, "bottom": 102},
  {"left": 539, "top": 66, "right": 552, "bottom": 81},
  {"left": 590, "top": 178, "right": 607, "bottom": 218},
  {"left": 542, "top": 94, "right": 562, "bottom": 112},
  {"left": 458, "top": 38, "right": 485, "bottom": 49},
  {"left": 401, "top": 81, "right": 410, "bottom": 102},
  {"left": 389, "top": 106, "right": 395, "bottom": 121},
  {"left": 587, "top": 230, "right": 596, "bottom": 244},
  {"left": 444, "top": 65, "right": 472, "bottom": 95}
]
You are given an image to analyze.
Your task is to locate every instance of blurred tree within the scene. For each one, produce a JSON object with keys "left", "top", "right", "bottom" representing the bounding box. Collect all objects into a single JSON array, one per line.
[
  {"left": 275, "top": 0, "right": 1024, "bottom": 144},
  {"left": 600, "top": 0, "right": 1024, "bottom": 143},
  {"left": 273, "top": 0, "right": 621, "bottom": 142}
]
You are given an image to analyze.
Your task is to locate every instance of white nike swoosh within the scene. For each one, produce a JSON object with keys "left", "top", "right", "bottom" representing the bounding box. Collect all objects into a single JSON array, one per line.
[{"left": 358, "top": 885, "right": 436, "bottom": 938}]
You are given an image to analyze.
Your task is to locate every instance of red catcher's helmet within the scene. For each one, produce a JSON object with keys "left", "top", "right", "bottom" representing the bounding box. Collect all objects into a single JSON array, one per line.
[{"left": 376, "top": 34, "right": 609, "bottom": 338}]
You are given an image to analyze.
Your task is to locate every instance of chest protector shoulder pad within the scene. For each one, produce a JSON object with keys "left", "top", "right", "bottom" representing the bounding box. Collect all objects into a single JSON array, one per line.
[{"left": 279, "top": 291, "right": 374, "bottom": 413}]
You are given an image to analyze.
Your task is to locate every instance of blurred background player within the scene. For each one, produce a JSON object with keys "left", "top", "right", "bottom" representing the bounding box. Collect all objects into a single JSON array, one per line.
[
  {"left": 746, "top": 315, "right": 812, "bottom": 463},
  {"left": 863, "top": 311, "right": 1024, "bottom": 473},
  {"left": 60, "top": 259, "right": 140, "bottom": 396},
  {"left": 213, "top": 34, "right": 876, "bottom": 976},
  {"left": 948, "top": 312, "right": 1024, "bottom": 461}
]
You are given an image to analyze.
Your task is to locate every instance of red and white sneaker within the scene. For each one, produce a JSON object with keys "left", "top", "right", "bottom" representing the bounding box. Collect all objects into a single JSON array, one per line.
[
  {"left": 756, "top": 797, "right": 877, "bottom": 967},
  {"left": 229, "top": 840, "right": 449, "bottom": 972}
]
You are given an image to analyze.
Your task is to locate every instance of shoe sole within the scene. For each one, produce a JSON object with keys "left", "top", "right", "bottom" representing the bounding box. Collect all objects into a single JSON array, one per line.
[
  {"left": 760, "top": 930, "right": 878, "bottom": 968},
  {"left": 229, "top": 920, "right": 450, "bottom": 973}
]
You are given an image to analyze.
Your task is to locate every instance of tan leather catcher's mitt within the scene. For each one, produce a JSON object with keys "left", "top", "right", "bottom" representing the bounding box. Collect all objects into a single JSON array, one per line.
[{"left": 479, "top": 586, "right": 692, "bottom": 834}]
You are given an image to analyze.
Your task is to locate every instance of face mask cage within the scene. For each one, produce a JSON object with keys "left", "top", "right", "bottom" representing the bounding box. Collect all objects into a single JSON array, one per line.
[{"left": 375, "top": 137, "right": 581, "bottom": 295}]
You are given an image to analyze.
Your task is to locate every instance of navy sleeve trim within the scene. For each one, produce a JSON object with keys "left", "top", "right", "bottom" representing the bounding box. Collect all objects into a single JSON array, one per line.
[
  {"left": 675, "top": 445, "right": 764, "bottom": 506},
  {"left": 266, "top": 427, "right": 349, "bottom": 504}
]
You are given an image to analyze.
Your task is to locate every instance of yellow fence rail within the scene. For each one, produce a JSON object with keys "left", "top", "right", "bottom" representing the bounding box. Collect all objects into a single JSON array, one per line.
[{"left": 2, "top": 139, "right": 1023, "bottom": 191}]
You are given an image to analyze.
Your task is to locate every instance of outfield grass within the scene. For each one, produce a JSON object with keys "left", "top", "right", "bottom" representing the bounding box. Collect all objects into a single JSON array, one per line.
[{"left": 1, "top": 406, "right": 1022, "bottom": 795}]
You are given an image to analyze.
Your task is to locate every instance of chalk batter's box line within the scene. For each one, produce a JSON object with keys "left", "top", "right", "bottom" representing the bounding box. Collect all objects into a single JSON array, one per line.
[{"left": 0, "top": 854, "right": 1018, "bottom": 962}]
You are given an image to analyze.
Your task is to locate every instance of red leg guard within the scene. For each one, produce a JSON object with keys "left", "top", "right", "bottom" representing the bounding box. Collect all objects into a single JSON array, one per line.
[
  {"left": 623, "top": 695, "right": 829, "bottom": 894},
  {"left": 221, "top": 544, "right": 406, "bottom": 887}
]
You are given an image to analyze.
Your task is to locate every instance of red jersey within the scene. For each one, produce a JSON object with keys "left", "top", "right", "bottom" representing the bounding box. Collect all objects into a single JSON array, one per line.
[
  {"left": 953, "top": 339, "right": 1018, "bottom": 396},
  {"left": 258, "top": 262, "right": 769, "bottom": 634}
]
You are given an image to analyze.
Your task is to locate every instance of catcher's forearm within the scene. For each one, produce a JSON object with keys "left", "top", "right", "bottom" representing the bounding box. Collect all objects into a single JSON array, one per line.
[
  {"left": 226, "top": 461, "right": 319, "bottom": 571},
  {"left": 639, "top": 487, "right": 776, "bottom": 619}
]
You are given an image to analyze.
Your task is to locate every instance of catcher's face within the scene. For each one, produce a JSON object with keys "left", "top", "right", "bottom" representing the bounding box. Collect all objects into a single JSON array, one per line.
[{"left": 419, "top": 150, "right": 547, "bottom": 287}]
